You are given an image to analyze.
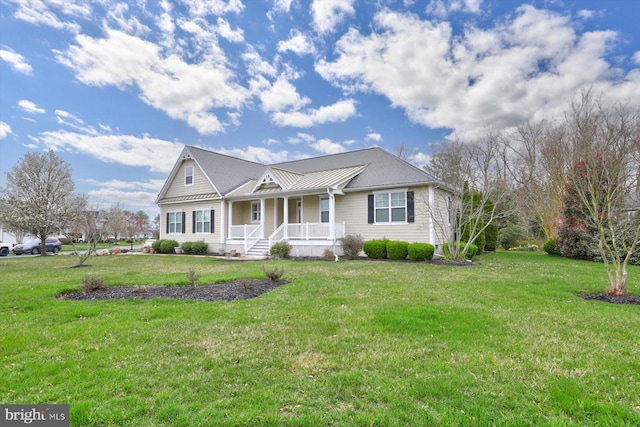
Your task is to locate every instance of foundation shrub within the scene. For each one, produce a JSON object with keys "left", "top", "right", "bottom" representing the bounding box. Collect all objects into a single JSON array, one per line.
[
  {"left": 407, "top": 243, "right": 435, "bottom": 261},
  {"left": 363, "top": 239, "right": 388, "bottom": 259},
  {"left": 270, "top": 241, "right": 292, "bottom": 259},
  {"left": 151, "top": 239, "right": 164, "bottom": 253},
  {"left": 340, "top": 234, "right": 364, "bottom": 259},
  {"left": 181, "top": 241, "right": 193, "bottom": 254},
  {"left": 190, "top": 241, "right": 208, "bottom": 255},
  {"left": 386, "top": 241, "right": 408, "bottom": 260},
  {"left": 159, "top": 239, "right": 179, "bottom": 254}
]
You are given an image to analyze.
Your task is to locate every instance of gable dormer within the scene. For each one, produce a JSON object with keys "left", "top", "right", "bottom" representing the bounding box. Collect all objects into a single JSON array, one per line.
[
  {"left": 251, "top": 169, "right": 284, "bottom": 193},
  {"left": 251, "top": 167, "right": 303, "bottom": 194}
]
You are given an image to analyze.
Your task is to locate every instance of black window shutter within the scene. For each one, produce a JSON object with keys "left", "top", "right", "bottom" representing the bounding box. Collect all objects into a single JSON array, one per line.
[
  {"left": 210, "top": 210, "right": 215, "bottom": 233},
  {"left": 367, "top": 194, "right": 374, "bottom": 224},
  {"left": 166, "top": 213, "right": 169, "bottom": 234},
  {"left": 182, "top": 212, "right": 186, "bottom": 233},
  {"left": 192, "top": 211, "right": 196, "bottom": 233},
  {"left": 407, "top": 191, "right": 415, "bottom": 223}
]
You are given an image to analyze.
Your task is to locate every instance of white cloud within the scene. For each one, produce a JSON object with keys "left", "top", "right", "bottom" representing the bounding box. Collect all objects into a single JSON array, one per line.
[
  {"left": 216, "top": 145, "right": 292, "bottom": 164},
  {"left": 633, "top": 51, "right": 640, "bottom": 65},
  {"left": 8, "top": 0, "right": 89, "bottom": 33},
  {"left": 181, "top": 0, "right": 244, "bottom": 17},
  {"left": 18, "top": 99, "right": 46, "bottom": 114},
  {"left": 271, "top": 99, "right": 357, "bottom": 127},
  {"left": 426, "top": 0, "right": 483, "bottom": 18},
  {"left": 366, "top": 133, "right": 382, "bottom": 142},
  {"left": 0, "top": 48, "right": 33, "bottom": 74},
  {"left": 258, "top": 76, "right": 311, "bottom": 113},
  {"left": 56, "top": 28, "right": 248, "bottom": 135},
  {"left": 37, "top": 130, "right": 184, "bottom": 173},
  {"left": 0, "top": 121, "right": 13, "bottom": 139},
  {"left": 309, "top": 138, "right": 346, "bottom": 155},
  {"left": 216, "top": 17, "right": 244, "bottom": 42},
  {"left": 278, "top": 30, "right": 316, "bottom": 56},
  {"left": 317, "top": 6, "right": 640, "bottom": 139},
  {"left": 243, "top": 48, "right": 278, "bottom": 78},
  {"left": 311, "top": 0, "right": 356, "bottom": 35}
]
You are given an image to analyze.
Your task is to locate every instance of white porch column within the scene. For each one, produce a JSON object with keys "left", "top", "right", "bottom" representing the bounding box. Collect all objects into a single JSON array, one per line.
[
  {"left": 283, "top": 196, "right": 289, "bottom": 239},
  {"left": 228, "top": 201, "right": 233, "bottom": 238},
  {"left": 429, "top": 187, "right": 436, "bottom": 246},
  {"left": 329, "top": 192, "right": 336, "bottom": 239},
  {"left": 260, "top": 198, "right": 266, "bottom": 239},
  {"left": 219, "top": 199, "right": 226, "bottom": 244},
  {"left": 273, "top": 198, "right": 278, "bottom": 231}
]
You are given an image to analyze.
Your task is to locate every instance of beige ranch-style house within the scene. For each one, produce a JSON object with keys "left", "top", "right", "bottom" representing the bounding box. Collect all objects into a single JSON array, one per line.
[{"left": 156, "top": 146, "right": 454, "bottom": 257}]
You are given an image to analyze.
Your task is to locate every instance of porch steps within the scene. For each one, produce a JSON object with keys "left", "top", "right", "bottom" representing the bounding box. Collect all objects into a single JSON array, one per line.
[{"left": 246, "top": 239, "right": 270, "bottom": 258}]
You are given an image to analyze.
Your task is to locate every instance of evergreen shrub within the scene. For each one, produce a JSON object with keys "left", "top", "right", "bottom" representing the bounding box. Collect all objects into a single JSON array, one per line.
[
  {"left": 543, "top": 238, "right": 562, "bottom": 256},
  {"left": 363, "top": 239, "right": 387, "bottom": 259},
  {"left": 386, "top": 241, "right": 408, "bottom": 260},
  {"left": 160, "top": 239, "right": 179, "bottom": 254},
  {"left": 407, "top": 243, "right": 434, "bottom": 261}
]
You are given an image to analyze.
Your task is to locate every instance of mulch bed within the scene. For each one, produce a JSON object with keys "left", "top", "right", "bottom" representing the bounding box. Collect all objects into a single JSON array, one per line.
[
  {"left": 58, "top": 279, "right": 288, "bottom": 302},
  {"left": 578, "top": 293, "right": 640, "bottom": 306}
]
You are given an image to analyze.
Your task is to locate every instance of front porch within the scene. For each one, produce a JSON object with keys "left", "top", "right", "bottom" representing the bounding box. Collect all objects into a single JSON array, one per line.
[{"left": 225, "top": 194, "right": 345, "bottom": 256}]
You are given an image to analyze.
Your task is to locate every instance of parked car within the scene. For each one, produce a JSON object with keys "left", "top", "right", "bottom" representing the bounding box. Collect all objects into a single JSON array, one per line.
[
  {"left": 143, "top": 239, "right": 156, "bottom": 248},
  {"left": 13, "top": 238, "right": 62, "bottom": 255}
]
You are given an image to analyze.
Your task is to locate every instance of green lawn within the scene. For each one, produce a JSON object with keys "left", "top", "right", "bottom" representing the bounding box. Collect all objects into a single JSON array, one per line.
[{"left": 1, "top": 252, "right": 639, "bottom": 426}]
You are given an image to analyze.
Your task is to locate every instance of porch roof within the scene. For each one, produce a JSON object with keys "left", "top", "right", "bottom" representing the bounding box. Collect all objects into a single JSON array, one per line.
[{"left": 226, "top": 165, "right": 367, "bottom": 198}]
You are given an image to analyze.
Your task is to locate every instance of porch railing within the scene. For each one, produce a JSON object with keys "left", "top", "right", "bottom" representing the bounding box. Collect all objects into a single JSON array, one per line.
[
  {"left": 229, "top": 225, "right": 263, "bottom": 254},
  {"left": 268, "top": 222, "right": 346, "bottom": 247}
]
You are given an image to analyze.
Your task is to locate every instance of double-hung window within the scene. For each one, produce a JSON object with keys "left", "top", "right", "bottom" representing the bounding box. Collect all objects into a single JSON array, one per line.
[
  {"left": 185, "top": 166, "right": 194, "bottom": 186},
  {"left": 375, "top": 191, "right": 406, "bottom": 223},
  {"left": 320, "top": 197, "right": 330, "bottom": 223},
  {"left": 168, "top": 212, "right": 183, "bottom": 233},
  {"left": 251, "top": 201, "right": 261, "bottom": 223},
  {"left": 194, "top": 210, "right": 211, "bottom": 233}
]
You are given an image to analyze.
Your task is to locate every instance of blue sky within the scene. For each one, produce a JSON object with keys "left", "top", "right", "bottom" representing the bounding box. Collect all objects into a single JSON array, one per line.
[{"left": 1, "top": 0, "right": 639, "bottom": 218}]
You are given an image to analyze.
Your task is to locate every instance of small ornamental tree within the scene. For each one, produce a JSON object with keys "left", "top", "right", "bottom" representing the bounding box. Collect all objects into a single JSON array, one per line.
[{"left": 556, "top": 179, "right": 598, "bottom": 260}]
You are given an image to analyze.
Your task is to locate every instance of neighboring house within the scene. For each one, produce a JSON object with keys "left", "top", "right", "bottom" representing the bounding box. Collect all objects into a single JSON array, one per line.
[{"left": 156, "top": 146, "right": 454, "bottom": 257}]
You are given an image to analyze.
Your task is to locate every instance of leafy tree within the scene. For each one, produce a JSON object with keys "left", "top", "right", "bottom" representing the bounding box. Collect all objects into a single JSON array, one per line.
[{"left": 0, "top": 150, "right": 84, "bottom": 255}]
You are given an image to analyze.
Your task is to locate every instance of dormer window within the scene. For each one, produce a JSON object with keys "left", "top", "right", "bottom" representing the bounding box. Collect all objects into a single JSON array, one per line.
[{"left": 185, "top": 166, "right": 194, "bottom": 186}]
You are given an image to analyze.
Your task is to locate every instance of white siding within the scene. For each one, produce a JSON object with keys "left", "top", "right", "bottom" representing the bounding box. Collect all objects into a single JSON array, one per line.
[
  {"left": 163, "top": 160, "right": 218, "bottom": 199},
  {"left": 159, "top": 200, "right": 224, "bottom": 251},
  {"left": 335, "top": 187, "right": 432, "bottom": 243}
]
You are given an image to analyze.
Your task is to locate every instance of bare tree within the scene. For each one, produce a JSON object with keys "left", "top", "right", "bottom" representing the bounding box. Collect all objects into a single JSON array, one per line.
[
  {"left": 393, "top": 144, "right": 419, "bottom": 163},
  {"left": 565, "top": 91, "right": 640, "bottom": 295},
  {"left": 506, "top": 121, "right": 570, "bottom": 240},
  {"left": 103, "top": 204, "right": 125, "bottom": 242},
  {"left": 0, "top": 150, "right": 80, "bottom": 255},
  {"left": 69, "top": 205, "right": 106, "bottom": 267},
  {"left": 425, "top": 132, "right": 513, "bottom": 259}
]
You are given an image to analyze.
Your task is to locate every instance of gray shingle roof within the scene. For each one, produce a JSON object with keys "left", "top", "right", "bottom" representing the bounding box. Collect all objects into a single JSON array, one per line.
[
  {"left": 159, "top": 146, "right": 442, "bottom": 202},
  {"left": 187, "top": 146, "right": 266, "bottom": 195},
  {"left": 270, "top": 147, "right": 440, "bottom": 190}
]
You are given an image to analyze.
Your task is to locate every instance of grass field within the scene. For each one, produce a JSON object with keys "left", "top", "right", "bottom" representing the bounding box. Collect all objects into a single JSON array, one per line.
[{"left": 1, "top": 251, "right": 639, "bottom": 426}]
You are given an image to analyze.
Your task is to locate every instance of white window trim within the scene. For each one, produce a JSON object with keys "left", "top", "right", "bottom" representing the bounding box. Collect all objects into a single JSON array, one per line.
[
  {"left": 185, "top": 166, "right": 194, "bottom": 186},
  {"left": 194, "top": 209, "right": 211, "bottom": 234},
  {"left": 373, "top": 189, "right": 408, "bottom": 225},
  {"left": 168, "top": 211, "right": 183, "bottom": 234},
  {"left": 319, "top": 196, "right": 329, "bottom": 223},
  {"left": 251, "top": 201, "right": 261, "bottom": 223}
]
